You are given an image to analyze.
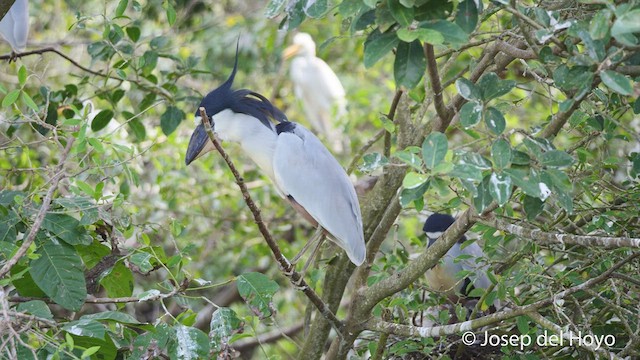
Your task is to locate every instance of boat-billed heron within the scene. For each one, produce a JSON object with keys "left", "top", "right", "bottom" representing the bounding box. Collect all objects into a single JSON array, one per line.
[
  {"left": 423, "top": 213, "right": 492, "bottom": 302},
  {"left": 185, "top": 49, "right": 365, "bottom": 266}
]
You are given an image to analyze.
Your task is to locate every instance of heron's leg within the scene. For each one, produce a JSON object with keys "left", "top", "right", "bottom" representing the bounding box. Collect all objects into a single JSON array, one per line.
[{"left": 290, "top": 225, "right": 324, "bottom": 265}]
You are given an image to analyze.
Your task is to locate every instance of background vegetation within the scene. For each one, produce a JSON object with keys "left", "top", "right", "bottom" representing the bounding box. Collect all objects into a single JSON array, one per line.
[{"left": 1, "top": 0, "right": 639, "bottom": 359}]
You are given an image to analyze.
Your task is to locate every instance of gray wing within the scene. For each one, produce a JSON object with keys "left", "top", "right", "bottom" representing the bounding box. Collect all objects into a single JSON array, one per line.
[{"left": 272, "top": 124, "right": 365, "bottom": 265}]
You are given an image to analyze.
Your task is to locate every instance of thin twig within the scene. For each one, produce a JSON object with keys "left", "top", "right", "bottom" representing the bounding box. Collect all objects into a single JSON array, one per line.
[
  {"left": 424, "top": 44, "right": 452, "bottom": 122},
  {"left": 197, "top": 107, "right": 344, "bottom": 335}
]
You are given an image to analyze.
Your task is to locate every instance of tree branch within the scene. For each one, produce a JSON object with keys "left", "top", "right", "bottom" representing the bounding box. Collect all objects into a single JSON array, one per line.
[
  {"left": 424, "top": 43, "right": 453, "bottom": 122},
  {"left": 480, "top": 215, "right": 640, "bottom": 249}
]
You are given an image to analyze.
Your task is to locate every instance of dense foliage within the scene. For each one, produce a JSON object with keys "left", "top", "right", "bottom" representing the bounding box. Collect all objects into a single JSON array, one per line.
[{"left": 1, "top": 0, "right": 640, "bottom": 359}]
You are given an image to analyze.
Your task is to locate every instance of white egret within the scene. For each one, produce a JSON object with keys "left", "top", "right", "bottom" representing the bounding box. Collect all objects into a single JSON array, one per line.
[
  {"left": 185, "top": 52, "right": 365, "bottom": 266},
  {"left": 0, "top": 0, "right": 29, "bottom": 55},
  {"left": 423, "top": 213, "right": 493, "bottom": 302},
  {"left": 283, "top": 32, "right": 346, "bottom": 153}
]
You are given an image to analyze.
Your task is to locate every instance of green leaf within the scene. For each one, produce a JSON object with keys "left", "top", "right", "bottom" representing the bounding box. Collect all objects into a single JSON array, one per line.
[
  {"left": 100, "top": 262, "right": 134, "bottom": 299},
  {"left": 421, "top": 132, "right": 448, "bottom": 169},
  {"left": 455, "top": 0, "right": 478, "bottom": 34},
  {"left": 169, "top": 325, "right": 210, "bottom": 360},
  {"left": 63, "top": 319, "right": 106, "bottom": 339},
  {"left": 473, "top": 175, "right": 493, "bottom": 213},
  {"left": 81, "top": 311, "right": 143, "bottom": 325},
  {"left": 160, "top": 106, "right": 185, "bottom": 135},
  {"left": 394, "top": 40, "right": 426, "bottom": 89},
  {"left": 399, "top": 180, "right": 429, "bottom": 210},
  {"left": 489, "top": 172, "right": 512, "bottom": 206},
  {"left": 115, "top": 0, "right": 128, "bottom": 16},
  {"left": 540, "top": 150, "right": 574, "bottom": 168},
  {"left": 18, "top": 65, "right": 27, "bottom": 86},
  {"left": 0, "top": 210, "right": 20, "bottom": 242},
  {"left": 236, "top": 272, "right": 279, "bottom": 319},
  {"left": 455, "top": 78, "right": 481, "bottom": 101},
  {"left": 126, "top": 26, "right": 140, "bottom": 42},
  {"left": 484, "top": 107, "right": 506, "bottom": 134},
  {"left": 42, "top": 213, "right": 91, "bottom": 246},
  {"left": 305, "top": 0, "right": 328, "bottom": 18},
  {"left": 590, "top": 9, "right": 611, "bottom": 40},
  {"left": 388, "top": 0, "right": 414, "bottom": 26},
  {"left": 396, "top": 27, "right": 443, "bottom": 44},
  {"left": 491, "top": 139, "right": 512, "bottom": 169},
  {"left": 364, "top": 30, "right": 399, "bottom": 68},
  {"left": 130, "top": 252, "right": 154, "bottom": 273},
  {"left": 504, "top": 168, "right": 546, "bottom": 200},
  {"left": 600, "top": 70, "right": 633, "bottom": 96},
  {"left": 2, "top": 89, "right": 20, "bottom": 108},
  {"left": 127, "top": 115, "right": 146, "bottom": 141},
  {"left": 477, "top": 72, "right": 516, "bottom": 101},
  {"left": 21, "top": 92, "right": 39, "bottom": 112},
  {"left": 210, "top": 308, "right": 244, "bottom": 353},
  {"left": 449, "top": 163, "right": 483, "bottom": 182},
  {"left": 419, "top": 20, "right": 468, "bottom": 48},
  {"left": 459, "top": 101, "right": 483, "bottom": 128},
  {"left": 165, "top": 1, "right": 177, "bottom": 26},
  {"left": 360, "top": 153, "right": 389, "bottom": 173},
  {"left": 402, "top": 172, "right": 429, "bottom": 189},
  {"left": 611, "top": 9, "right": 640, "bottom": 45},
  {"left": 264, "top": 0, "right": 286, "bottom": 18},
  {"left": 17, "top": 300, "right": 53, "bottom": 320},
  {"left": 523, "top": 195, "right": 544, "bottom": 221},
  {"left": 91, "top": 109, "right": 114, "bottom": 132},
  {"left": 29, "top": 241, "right": 87, "bottom": 311}
]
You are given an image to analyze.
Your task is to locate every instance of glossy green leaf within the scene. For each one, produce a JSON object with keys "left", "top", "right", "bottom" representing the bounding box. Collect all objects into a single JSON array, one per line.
[
  {"left": 484, "top": 107, "right": 506, "bottom": 135},
  {"left": 29, "top": 241, "right": 87, "bottom": 311},
  {"left": 236, "top": 272, "right": 279, "bottom": 319},
  {"left": 0, "top": 209, "right": 20, "bottom": 242},
  {"left": 388, "top": 0, "right": 414, "bottom": 26},
  {"left": 394, "top": 40, "right": 426, "bottom": 89},
  {"left": 477, "top": 72, "right": 516, "bottom": 101},
  {"left": 18, "top": 65, "right": 27, "bottom": 86},
  {"left": 523, "top": 195, "right": 544, "bottom": 221},
  {"left": 17, "top": 300, "right": 53, "bottom": 320},
  {"left": 455, "top": 0, "right": 478, "bottom": 34},
  {"left": 491, "top": 139, "right": 512, "bottom": 169},
  {"left": 600, "top": 70, "right": 633, "bottom": 96},
  {"left": 305, "top": 0, "right": 328, "bottom": 18},
  {"left": 396, "top": 27, "right": 443, "bottom": 44},
  {"left": 419, "top": 20, "right": 468, "bottom": 48},
  {"left": 42, "top": 213, "right": 91, "bottom": 246},
  {"left": 115, "top": 0, "right": 128, "bottom": 17},
  {"left": 403, "top": 172, "right": 429, "bottom": 189},
  {"left": 63, "top": 319, "right": 106, "bottom": 339},
  {"left": 611, "top": 9, "right": 640, "bottom": 45},
  {"left": 540, "top": 150, "right": 574, "bottom": 168},
  {"left": 455, "top": 78, "right": 481, "bottom": 101},
  {"left": 91, "top": 109, "right": 114, "bottom": 132},
  {"left": 210, "top": 308, "right": 244, "bottom": 353},
  {"left": 489, "top": 172, "right": 512, "bottom": 206},
  {"left": 399, "top": 180, "right": 429, "bottom": 210},
  {"left": 504, "top": 168, "right": 545, "bottom": 199},
  {"left": 21, "top": 92, "right": 39, "bottom": 112},
  {"left": 364, "top": 30, "right": 399, "bottom": 68},
  {"left": 449, "top": 163, "right": 483, "bottom": 182},
  {"left": 100, "top": 262, "right": 134, "bottom": 299},
  {"left": 160, "top": 106, "right": 185, "bottom": 135},
  {"left": 421, "top": 132, "right": 448, "bottom": 169},
  {"left": 590, "top": 9, "right": 611, "bottom": 40},
  {"left": 165, "top": 2, "right": 177, "bottom": 26},
  {"left": 459, "top": 101, "right": 483, "bottom": 128},
  {"left": 2, "top": 90, "right": 20, "bottom": 108},
  {"left": 126, "top": 26, "right": 140, "bottom": 42},
  {"left": 473, "top": 175, "right": 493, "bottom": 213},
  {"left": 264, "top": 0, "right": 286, "bottom": 18},
  {"left": 169, "top": 325, "right": 210, "bottom": 360}
]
